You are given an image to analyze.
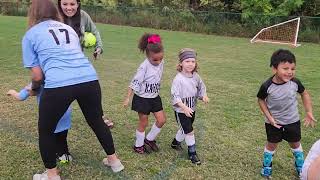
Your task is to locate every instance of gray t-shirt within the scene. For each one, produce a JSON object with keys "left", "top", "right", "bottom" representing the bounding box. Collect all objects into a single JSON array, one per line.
[
  {"left": 171, "top": 72, "right": 207, "bottom": 113},
  {"left": 129, "top": 59, "right": 164, "bottom": 98},
  {"left": 257, "top": 76, "right": 305, "bottom": 125}
]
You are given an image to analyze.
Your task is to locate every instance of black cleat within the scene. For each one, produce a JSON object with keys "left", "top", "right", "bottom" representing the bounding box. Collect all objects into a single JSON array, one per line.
[
  {"left": 189, "top": 154, "right": 201, "bottom": 165},
  {"left": 144, "top": 139, "right": 159, "bottom": 152}
]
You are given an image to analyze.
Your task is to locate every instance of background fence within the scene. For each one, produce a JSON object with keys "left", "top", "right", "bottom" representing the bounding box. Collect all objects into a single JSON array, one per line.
[{"left": 1, "top": 1, "right": 319, "bottom": 43}]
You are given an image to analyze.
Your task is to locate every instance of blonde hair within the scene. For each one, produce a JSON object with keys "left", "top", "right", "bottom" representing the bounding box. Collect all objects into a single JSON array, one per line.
[
  {"left": 176, "top": 48, "right": 198, "bottom": 72},
  {"left": 28, "top": 0, "right": 62, "bottom": 29}
]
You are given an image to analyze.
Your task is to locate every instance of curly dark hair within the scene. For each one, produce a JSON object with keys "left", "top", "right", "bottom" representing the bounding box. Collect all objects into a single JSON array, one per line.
[{"left": 138, "top": 33, "right": 163, "bottom": 55}]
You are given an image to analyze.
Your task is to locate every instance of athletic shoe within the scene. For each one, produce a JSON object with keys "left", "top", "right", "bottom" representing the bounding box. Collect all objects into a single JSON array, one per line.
[
  {"left": 293, "top": 151, "right": 304, "bottom": 176},
  {"left": 189, "top": 154, "right": 201, "bottom": 165},
  {"left": 261, "top": 166, "right": 272, "bottom": 177},
  {"left": 144, "top": 139, "right": 159, "bottom": 152},
  {"left": 102, "top": 158, "right": 124, "bottom": 173},
  {"left": 33, "top": 170, "right": 61, "bottom": 180},
  {"left": 103, "top": 116, "right": 114, "bottom": 129},
  {"left": 57, "top": 153, "right": 73, "bottom": 164},
  {"left": 261, "top": 152, "right": 273, "bottom": 177},
  {"left": 133, "top": 145, "right": 150, "bottom": 154},
  {"left": 171, "top": 140, "right": 183, "bottom": 151}
]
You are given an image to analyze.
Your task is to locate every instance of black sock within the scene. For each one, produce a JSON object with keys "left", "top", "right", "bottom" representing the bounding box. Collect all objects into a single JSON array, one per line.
[{"left": 188, "top": 144, "right": 196, "bottom": 156}]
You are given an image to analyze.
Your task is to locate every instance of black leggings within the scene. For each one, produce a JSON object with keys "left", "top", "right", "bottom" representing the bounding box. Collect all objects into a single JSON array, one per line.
[
  {"left": 55, "top": 130, "right": 69, "bottom": 156},
  {"left": 39, "top": 80, "right": 115, "bottom": 168}
]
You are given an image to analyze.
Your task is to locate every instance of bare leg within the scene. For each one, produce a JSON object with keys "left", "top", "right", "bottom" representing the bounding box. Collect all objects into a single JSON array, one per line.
[
  {"left": 137, "top": 113, "right": 148, "bottom": 132},
  {"left": 153, "top": 110, "right": 166, "bottom": 128}
]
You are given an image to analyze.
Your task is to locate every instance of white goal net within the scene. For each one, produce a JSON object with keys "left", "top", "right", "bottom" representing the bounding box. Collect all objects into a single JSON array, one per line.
[{"left": 250, "top": 17, "right": 301, "bottom": 47}]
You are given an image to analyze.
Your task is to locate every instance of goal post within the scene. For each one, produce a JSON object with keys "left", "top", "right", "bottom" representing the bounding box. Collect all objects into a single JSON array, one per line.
[{"left": 250, "top": 17, "right": 301, "bottom": 47}]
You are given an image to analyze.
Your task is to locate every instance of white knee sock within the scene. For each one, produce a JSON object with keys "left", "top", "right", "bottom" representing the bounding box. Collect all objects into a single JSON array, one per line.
[
  {"left": 185, "top": 134, "right": 195, "bottom": 146},
  {"left": 291, "top": 144, "right": 303, "bottom": 153},
  {"left": 135, "top": 130, "right": 145, "bottom": 147},
  {"left": 146, "top": 123, "right": 161, "bottom": 141},
  {"left": 264, "top": 146, "right": 275, "bottom": 154},
  {"left": 175, "top": 128, "right": 186, "bottom": 142}
]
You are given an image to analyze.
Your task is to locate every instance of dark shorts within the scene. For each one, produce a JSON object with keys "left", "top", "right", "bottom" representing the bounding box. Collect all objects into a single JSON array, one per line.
[
  {"left": 174, "top": 111, "right": 196, "bottom": 134},
  {"left": 131, "top": 94, "right": 163, "bottom": 115},
  {"left": 265, "top": 121, "right": 301, "bottom": 143}
]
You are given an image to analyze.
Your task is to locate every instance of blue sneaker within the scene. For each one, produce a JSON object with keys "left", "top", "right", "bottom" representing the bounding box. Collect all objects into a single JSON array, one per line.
[
  {"left": 261, "top": 152, "right": 273, "bottom": 177},
  {"left": 261, "top": 166, "right": 272, "bottom": 177},
  {"left": 293, "top": 151, "right": 304, "bottom": 176}
]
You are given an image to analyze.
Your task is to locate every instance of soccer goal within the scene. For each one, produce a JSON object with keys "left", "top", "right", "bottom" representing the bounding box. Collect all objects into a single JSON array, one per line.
[{"left": 250, "top": 17, "right": 301, "bottom": 47}]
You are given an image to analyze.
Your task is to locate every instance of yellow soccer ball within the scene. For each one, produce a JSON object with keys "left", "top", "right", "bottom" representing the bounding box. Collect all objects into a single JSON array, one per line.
[{"left": 83, "top": 32, "right": 96, "bottom": 48}]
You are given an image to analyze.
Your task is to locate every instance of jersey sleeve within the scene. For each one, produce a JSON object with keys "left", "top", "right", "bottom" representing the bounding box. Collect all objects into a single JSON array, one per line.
[
  {"left": 171, "top": 78, "right": 182, "bottom": 105},
  {"left": 82, "top": 10, "right": 103, "bottom": 52},
  {"left": 257, "top": 83, "right": 268, "bottom": 100},
  {"left": 196, "top": 74, "right": 207, "bottom": 99},
  {"left": 292, "top": 78, "right": 305, "bottom": 93},
  {"left": 22, "top": 35, "right": 39, "bottom": 68},
  {"left": 129, "top": 64, "right": 146, "bottom": 93}
]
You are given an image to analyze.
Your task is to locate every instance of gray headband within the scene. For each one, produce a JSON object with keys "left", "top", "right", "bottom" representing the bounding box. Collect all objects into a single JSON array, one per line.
[{"left": 179, "top": 51, "right": 196, "bottom": 62}]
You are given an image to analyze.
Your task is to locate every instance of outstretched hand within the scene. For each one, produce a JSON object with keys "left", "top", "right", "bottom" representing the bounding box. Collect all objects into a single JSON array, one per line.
[
  {"left": 202, "top": 96, "right": 209, "bottom": 104},
  {"left": 123, "top": 97, "right": 130, "bottom": 108},
  {"left": 304, "top": 112, "right": 316, "bottom": 128}
]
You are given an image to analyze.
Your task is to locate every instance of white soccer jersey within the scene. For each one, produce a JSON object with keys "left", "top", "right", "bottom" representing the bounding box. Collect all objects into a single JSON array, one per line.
[
  {"left": 301, "top": 139, "right": 320, "bottom": 180},
  {"left": 129, "top": 59, "right": 164, "bottom": 98},
  {"left": 171, "top": 72, "right": 207, "bottom": 113}
]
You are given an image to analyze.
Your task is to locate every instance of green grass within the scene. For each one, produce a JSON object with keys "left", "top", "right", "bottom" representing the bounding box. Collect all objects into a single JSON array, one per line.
[{"left": 0, "top": 15, "right": 320, "bottom": 180}]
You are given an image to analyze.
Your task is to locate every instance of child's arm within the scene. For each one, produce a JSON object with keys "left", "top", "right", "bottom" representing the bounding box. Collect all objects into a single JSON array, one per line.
[
  {"left": 123, "top": 88, "right": 133, "bottom": 108},
  {"left": 197, "top": 74, "right": 209, "bottom": 104},
  {"left": 7, "top": 84, "right": 32, "bottom": 101},
  {"left": 123, "top": 64, "right": 146, "bottom": 108},
  {"left": 257, "top": 98, "right": 282, "bottom": 129},
  {"left": 300, "top": 90, "right": 316, "bottom": 127}
]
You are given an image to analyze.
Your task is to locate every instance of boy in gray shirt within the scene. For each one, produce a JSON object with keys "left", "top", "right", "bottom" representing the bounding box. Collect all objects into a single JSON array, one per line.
[{"left": 257, "top": 49, "right": 316, "bottom": 178}]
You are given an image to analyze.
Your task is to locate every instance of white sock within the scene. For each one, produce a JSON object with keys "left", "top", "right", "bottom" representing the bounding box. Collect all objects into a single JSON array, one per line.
[
  {"left": 175, "top": 128, "right": 186, "bottom": 142},
  {"left": 291, "top": 144, "right": 303, "bottom": 153},
  {"left": 185, "top": 134, "right": 195, "bottom": 146},
  {"left": 135, "top": 130, "right": 145, "bottom": 147},
  {"left": 146, "top": 123, "right": 161, "bottom": 141},
  {"left": 264, "top": 146, "right": 275, "bottom": 154}
]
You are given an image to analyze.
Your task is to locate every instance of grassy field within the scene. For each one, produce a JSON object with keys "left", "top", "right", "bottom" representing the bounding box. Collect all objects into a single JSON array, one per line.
[{"left": 0, "top": 15, "right": 319, "bottom": 180}]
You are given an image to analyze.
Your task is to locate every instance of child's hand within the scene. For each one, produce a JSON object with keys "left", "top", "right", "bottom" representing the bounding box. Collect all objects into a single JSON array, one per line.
[
  {"left": 123, "top": 97, "right": 130, "bottom": 108},
  {"left": 182, "top": 106, "right": 194, "bottom": 118},
  {"left": 269, "top": 118, "right": 282, "bottom": 129},
  {"left": 202, "top": 96, "right": 209, "bottom": 104},
  {"left": 304, "top": 112, "right": 316, "bottom": 128}
]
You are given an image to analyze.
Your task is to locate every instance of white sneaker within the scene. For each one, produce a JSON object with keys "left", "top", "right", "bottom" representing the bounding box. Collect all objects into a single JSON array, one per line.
[
  {"left": 57, "top": 153, "right": 73, "bottom": 164},
  {"left": 103, "top": 116, "right": 114, "bottom": 128},
  {"left": 33, "top": 170, "right": 61, "bottom": 180},
  {"left": 102, "top": 158, "right": 124, "bottom": 173}
]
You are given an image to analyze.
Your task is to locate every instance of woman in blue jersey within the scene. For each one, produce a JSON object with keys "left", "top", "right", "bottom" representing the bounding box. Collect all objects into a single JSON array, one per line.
[{"left": 24, "top": 0, "right": 123, "bottom": 179}]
